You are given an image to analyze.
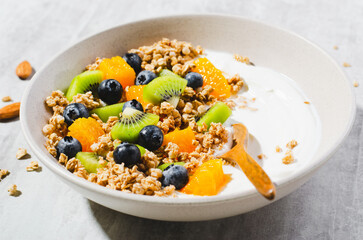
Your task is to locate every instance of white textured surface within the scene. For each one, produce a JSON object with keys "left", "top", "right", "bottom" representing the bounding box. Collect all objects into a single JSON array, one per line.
[{"left": 0, "top": 0, "right": 362, "bottom": 239}]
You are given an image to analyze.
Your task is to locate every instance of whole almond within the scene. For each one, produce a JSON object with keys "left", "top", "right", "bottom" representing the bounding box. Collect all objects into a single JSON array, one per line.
[
  {"left": 16, "top": 61, "right": 32, "bottom": 79},
  {"left": 0, "top": 102, "right": 20, "bottom": 120}
]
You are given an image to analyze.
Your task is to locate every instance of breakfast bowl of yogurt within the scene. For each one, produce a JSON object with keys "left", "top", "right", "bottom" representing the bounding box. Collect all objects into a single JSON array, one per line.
[{"left": 20, "top": 14, "right": 355, "bottom": 221}]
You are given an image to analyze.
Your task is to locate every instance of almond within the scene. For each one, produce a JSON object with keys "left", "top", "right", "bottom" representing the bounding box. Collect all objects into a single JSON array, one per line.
[
  {"left": 16, "top": 61, "right": 32, "bottom": 79},
  {"left": 0, "top": 102, "right": 20, "bottom": 120}
]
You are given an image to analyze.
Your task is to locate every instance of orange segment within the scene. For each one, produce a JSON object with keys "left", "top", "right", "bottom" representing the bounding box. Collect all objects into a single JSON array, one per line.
[
  {"left": 125, "top": 85, "right": 150, "bottom": 108},
  {"left": 192, "top": 57, "right": 231, "bottom": 99},
  {"left": 163, "top": 127, "right": 196, "bottom": 153},
  {"left": 68, "top": 117, "right": 105, "bottom": 152},
  {"left": 98, "top": 56, "right": 136, "bottom": 89},
  {"left": 181, "top": 159, "right": 230, "bottom": 196}
]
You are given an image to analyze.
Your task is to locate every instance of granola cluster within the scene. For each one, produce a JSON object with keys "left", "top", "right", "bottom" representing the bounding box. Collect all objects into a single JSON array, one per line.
[
  {"left": 129, "top": 38, "right": 204, "bottom": 76},
  {"left": 8, "top": 184, "right": 18, "bottom": 196},
  {"left": 26, "top": 161, "right": 40, "bottom": 172},
  {"left": 16, "top": 148, "right": 28, "bottom": 159},
  {"left": 0, "top": 169, "right": 9, "bottom": 181}
]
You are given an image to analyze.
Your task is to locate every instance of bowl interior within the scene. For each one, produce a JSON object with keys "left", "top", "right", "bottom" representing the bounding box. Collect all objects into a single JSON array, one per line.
[{"left": 21, "top": 15, "right": 355, "bottom": 204}]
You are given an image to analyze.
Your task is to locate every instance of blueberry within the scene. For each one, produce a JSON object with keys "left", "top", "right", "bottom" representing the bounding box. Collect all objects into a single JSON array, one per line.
[
  {"left": 122, "top": 99, "right": 144, "bottom": 112},
  {"left": 98, "top": 79, "right": 123, "bottom": 105},
  {"left": 137, "top": 125, "right": 163, "bottom": 151},
  {"left": 185, "top": 72, "right": 203, "bottom": 89},
  {"left": 123, "top": 53, "right": 142, "bottom": 75},
  {"left": 135, "top": 70, "right": 157, "bottom": 85},
  {"left": 161, "top": 164, "right": 189, "bottom": 190},
  {"left": 63, "top": 103, "right": 89, "bottom": 126},
  {"left": 56, "top": 136, "right": 82, "bottom": 159},
  {"left": 113, "top": 142, "right": 141, "bottom": 167}
]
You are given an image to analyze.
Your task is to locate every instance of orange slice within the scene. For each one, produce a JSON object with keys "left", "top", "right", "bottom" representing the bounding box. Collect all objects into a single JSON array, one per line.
[
  {"left": 68, "top": 117, "right": 105, "bottom": 152},
  {"left": 163, "top": 127, "right": 196, "bottom": 153},
  {"left": 125, "top": 85, "right": 150, "bottom": 108},
  {"left": 181, "top": 159, "right": 230, "bottom": 196},
  {"left": 192, "top": 57, "right": 231, "bottom": 99},
  {"left": 98, "top": 56, "right": 136, "bottom": 89}
]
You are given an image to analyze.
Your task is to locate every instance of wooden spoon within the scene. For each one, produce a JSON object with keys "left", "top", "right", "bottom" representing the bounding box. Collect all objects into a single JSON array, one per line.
[{"left": 217, "top": 123, "right": 276, "bottom": 200}]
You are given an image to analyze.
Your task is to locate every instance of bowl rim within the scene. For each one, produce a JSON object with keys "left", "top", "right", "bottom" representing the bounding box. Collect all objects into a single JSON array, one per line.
[{"left": 20, "top": 13, "right": 356, "bottom": 205}]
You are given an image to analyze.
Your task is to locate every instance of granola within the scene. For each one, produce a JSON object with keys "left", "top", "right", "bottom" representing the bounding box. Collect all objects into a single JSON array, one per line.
[
  {"left": 0, "top": 169, "right": 9, "bottom": 180},
  {"left": 282, "top": 150, "right": 295, "bottom": 164},
  {"left": 16, "top": 148, "right": 28, "bottom": 159},
  {"left": 26, "top": 161, "right": 40, "bottom": 172},
  {"left": 343, "top": 62, "right": 351, "bottom": 67},
  {"left": 234, "top": 54, "right": 251, "bottom": 65},
  {"left": 2, "top": 96, "right": 11, "bottom": 102},
  {"left": 129, "top": 38, "right": 203, "bottom": 76},
  {"left": 8, "top": 184, "right": 19, "bottom": 196}
]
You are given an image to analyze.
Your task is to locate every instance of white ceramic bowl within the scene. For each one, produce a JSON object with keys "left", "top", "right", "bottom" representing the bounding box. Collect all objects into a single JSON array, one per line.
[{"left": 20, "top": 14, "right": 355, "bottom": 221}]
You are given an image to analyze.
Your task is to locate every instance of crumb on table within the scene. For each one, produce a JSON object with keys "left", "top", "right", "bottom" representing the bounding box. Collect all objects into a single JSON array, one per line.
[
  {"left": 0, "top": 169, "right": 9, "bottom": 180},
  {"left": 8, "top": 184, "right": 19, "bottom": 196},
  {"left": 16, "top": 148, "right": 28, "bottom": 159},
  {"left": 275, "top": 146, "right": 282, "bottom": 153},
  {"left": 353, "top": 81, "right": 359, "bottom": 87},
  {"left": 304, "top": 101, "right": 310, "bottom": 104},
  {"left": 2, "top": 96, "right": 11, "bottom": 102},
  {"left": 26, "top": 161, "right": 40, "bottom": 172},
  {"left": 343, "top": 62, "right": 351, "bottom": 67},
  {"left": 333, "top": 45, "right": 338, "bottom": 50}
]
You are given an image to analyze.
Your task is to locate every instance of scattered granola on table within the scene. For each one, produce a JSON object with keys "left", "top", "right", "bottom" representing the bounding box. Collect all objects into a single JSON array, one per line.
[
  {"left": 343, "top": 62, "right": 351, "bottom": 67},
  {"left": 26, "top": 161, "right": 40, "bottom": 172},
  {"left": 2, "top": 96, "right": 11, "bottom": 102},
  {"left": 16, "top": 148, "right": 28, "bottom": 159},
  {"left": 8, "top": 184, "right": 19, "bottom": 196},
  {"left": 0, "top": 169, "right": 9, "bottom": 180}
]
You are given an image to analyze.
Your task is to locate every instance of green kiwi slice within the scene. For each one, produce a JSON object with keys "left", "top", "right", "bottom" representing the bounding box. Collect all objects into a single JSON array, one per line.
[
  {"left": 111, "top": 107, "right": 159, "bottom": 142},
  {"left": 90, "top": 102, "right": 125, "bottom": 122},
  {"left": 66, "top": 70, "right": 103, "bottom": 101},
  {"left": 157, "top": 162, "right": 185, "bottom": 171},
  {"left": 143, "top": 75, "right": 187, "bottom": 107},
  {"left": 159, "top": 69, "right": 183, "bottom": 78},
  {"left": 197, "top": 102, "right": 232, "bottom": 129},
  {"left": 76, "top": 152, "right": 107, "bottom": 173}
]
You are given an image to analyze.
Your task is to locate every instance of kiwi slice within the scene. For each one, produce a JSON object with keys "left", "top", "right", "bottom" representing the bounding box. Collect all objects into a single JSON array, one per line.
[
  {"left": 143, "top": 75, "right": 187, "bottom": 107},
  {"left": 90, "top": 102, "right": 125, "bottom": 122},
  {"left": 197, "top": 102, "right": 232, "bottom": 129},
  {"left": 159, "top": 69, "right": 183, "bottom": 78},
  {"left": 158, "top": 162, "right": 185, "bottom": 171},
  {"left": 76, "top": 152, "right": 107, "bottom": 173},
  {"left": 66, "top": 70, "right": 103, "bottom": 101},
  {"left": 111, "top": 107, "right": 159, "bottom": 142},
  {"left": 113, "top": 142, "right": 146, "bottom": 156}
]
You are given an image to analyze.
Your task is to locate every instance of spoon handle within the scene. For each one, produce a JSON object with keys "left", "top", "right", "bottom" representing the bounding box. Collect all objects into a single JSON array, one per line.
[{"left": 218, "top": 124, "right": 276, "bottom": 200}]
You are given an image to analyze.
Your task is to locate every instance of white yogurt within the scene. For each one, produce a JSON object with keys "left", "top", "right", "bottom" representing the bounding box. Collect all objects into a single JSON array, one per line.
[{"left": 180, "top": 50, "right": 321, "bottom": 197}]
